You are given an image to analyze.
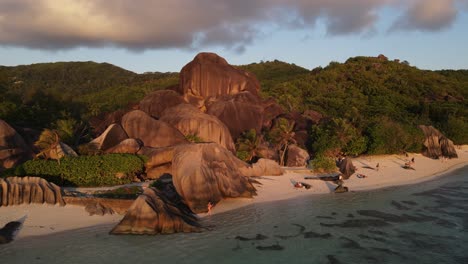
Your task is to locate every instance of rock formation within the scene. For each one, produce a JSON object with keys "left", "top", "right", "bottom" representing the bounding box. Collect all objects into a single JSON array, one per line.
[
  {"left": 139, "top": 90, "right": 185, "bottom": 119},
  {"left": 160, "top": 104, "right": 235, "bottom": 152},
  {"left": 0, "top": 177, "right": 65, "bottom": 206},
  {"left": 142, "top": 146, "right": 175, "bottom": 179},
  {"left": 105, "top": 138, "right": 142, "bottom": 154},
  {"left": 121, "top": 110, "right": 188, "bottom": 148},
  {"left": 85, "top": 202, "right": 115, "bottom": 216},
  {"left": 419, "top": 125, "right": 458, "bottom": 159},
  {"left": 171, "top": 143, "right": 256, "bottom": 213},
  {"left": 286, "top": 145, "right": 310, "bottom": 167},
  {"left": 0, "top": 119, "right": 33, "bottom": 171},
  {"left": 89, "top": 109, "right": 130, "bottom": 137},
  {"left": 90, "top": 124, "right": 128, "bottom": 151},
  {"left": 178, "top": 52, "right": 260, "bottom": 106},
  {"left": 0, "top": 221, "right": 22, "bottom": 244},
  {"left": 262, "top": 98, "right": 285, "bottom": 128},
  {"left": 336, "top": 158, "right": 356, "bottom": 180},
  {"left": 239, "top": 158, "right": 284, "bottom": 177},
  {"left": 110, "top": 187, "right": 200, "bottom": 235},
  {"left": 206, "top": 92, "right": 264, "bottom": 139},
  {"left": 63, "top": 196, "right": 133, "bottom": 215}
]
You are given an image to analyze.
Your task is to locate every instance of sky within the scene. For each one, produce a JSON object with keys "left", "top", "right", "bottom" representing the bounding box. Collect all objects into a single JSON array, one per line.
[{"left": 0, "top": 0, "right": 467, "bottom": 73}]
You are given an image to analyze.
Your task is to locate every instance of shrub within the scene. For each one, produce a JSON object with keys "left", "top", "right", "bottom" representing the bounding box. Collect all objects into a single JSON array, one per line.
[
  {"left": 94, "top": 186, "right": 143, "bottom": 199},
  {"left": 10, "top": 154, "right": 147, "bottom": 187},
  {"left": 366, "top": 118, "right": 423, "bottom": 154},
  {"left": 309, "top": 155, "right": 337, "bottom": 173},
  {"left": 185, "top": 134, "right": 204, "bottom": 143}
]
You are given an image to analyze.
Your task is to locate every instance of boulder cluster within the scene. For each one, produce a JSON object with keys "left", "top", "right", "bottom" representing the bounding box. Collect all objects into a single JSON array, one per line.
[
  {"left": 96, "top": 53, "right": 297, "bottom": 234},
  {"left": 88, "top": 53, "right": 311, "bottom": 165}
]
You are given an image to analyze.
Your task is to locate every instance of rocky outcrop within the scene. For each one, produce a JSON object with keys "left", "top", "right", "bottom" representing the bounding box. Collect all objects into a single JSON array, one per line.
[
  {"left": 256, "top": 143, "right": 279, "bottom": 161},
  {"left": 63, "top": 197, "right": 133, "bottom": 215},
  {"left": 105, "top": 138, "right": 142, "bottom": 154},
  {"left": 334, "top": 184, "right": 349, "bottom": 193},
  {"left": 121, "top": 110, "right": 188, "bottom": 148},
  {"left": 286, "top": 145, "right": 310, "bottom": 167},
  {"left": 110, "top": 187, "right": 200, "bottom": 235},
  {"left": 139, "top": 90, "right": 186, "bottom": 119},
  {"left": 239, "top": 159, "right": 284, "bottom": 177},
  {"left": 0, "top": 221, "right": 22, "bottom": 244},
  {"left": 90, "top": 124, "right": 128, "bottom": 151},
  {"left": 89, "top": 109, "right": 129, "bottom": 137},
  {"left": 336, "top": 158, "right": 356, "bottom": 180},
  {"left": 171, "top": 143, "right": 256, "bottom": 213},
  {"left": 85, "top": 202, "right": 115, "bottom": 216},
  {"left": 160, "top": 104, "right": 235, "bottom": 152},
  {"left": 419, "top": 125, "right": 458, "bottom": 159},
  {"left": 0, "top": 177, "right": 65, "bottom": 206},
  {"left": 142, "top": 146, "right": 175, "bottom": 179},
  {"left": 206, "top": 92, "right": 264, "bottom": 139},
  {"left": 262, "top": 98, "right": 284, "bottom": 128},
  {"left": 0, "top": 120, "right": 33, "bottom": 171},
  {"left": 178, "top": 52, "right": 260, "bottom": 105}
]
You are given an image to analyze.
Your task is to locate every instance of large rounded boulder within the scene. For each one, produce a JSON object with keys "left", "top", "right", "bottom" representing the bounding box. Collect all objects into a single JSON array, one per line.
[
  {"left": 139, "top": 90, "right": 185, "bottom": 119},
  {"left": 419, "top": 125, "right": 458, "bottom": 159},
  {"left": 160, "top": 104, "right": 235, "bottom": 152},
  {"left": 171, "top": 143, "right": 256, "bottom": 213},
  {"left": 121, "top": 110, "right": 187, "bottom": 148},
  {"left": 286, "top": 145, "right": 310, "bottom": 167},
  {"left": 206, "top": 92, "right": 264, "bottom": 139},
  {"left": 178, "top": 52, "right": 260, "bottom": 106},
  {"left": 0, "top": 120, "right": 33, "bottom": 170},
  {"left": 89, "top": 123, "right": 128, "bottom": 151}
]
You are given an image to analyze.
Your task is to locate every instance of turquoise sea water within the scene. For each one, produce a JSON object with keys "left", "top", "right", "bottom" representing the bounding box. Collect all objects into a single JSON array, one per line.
[{"left": 1, "top": 166, "right": 467, "bottom": 264}]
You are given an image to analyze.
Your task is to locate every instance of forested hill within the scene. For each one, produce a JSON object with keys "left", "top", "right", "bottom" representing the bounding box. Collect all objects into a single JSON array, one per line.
[
  {"left": 0, "top": 61, "right": 178, "bottom": 128},
  {"left": 241, "top": 57, "right": 467, "bottom": 149},
  {"left": 1, "top": 56, "right": 467, "bottom": 154}
]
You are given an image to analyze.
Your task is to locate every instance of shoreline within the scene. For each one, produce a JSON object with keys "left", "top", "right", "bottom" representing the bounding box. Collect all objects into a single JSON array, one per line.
[
  {"left": 201, "top": 146, "right": 468, "bottom": 216},
  {"left": 1, "top": 146, "right": 467, "bottom": 239}
]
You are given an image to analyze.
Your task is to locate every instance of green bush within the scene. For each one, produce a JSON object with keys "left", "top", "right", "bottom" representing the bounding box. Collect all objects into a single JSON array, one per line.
[
  {"left": 10, "top": 154, "right": 147, "bottom": 187},
  {"left": 309, "top": 155, "right": 337, "bottom": 173},
  {"left": 235, "top": 150, "right": 251, "bottom": 162},
  {"left": 185, "top": 134, "right": 204, "bottom": 143}
]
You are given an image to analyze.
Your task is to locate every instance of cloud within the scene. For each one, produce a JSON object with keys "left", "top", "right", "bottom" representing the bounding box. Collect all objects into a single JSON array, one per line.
[
  {"left": 391, "top": 0, "right": 458, "bottom": 31},
  {"left": 0, "top": 0, "right": 464, "bottom": 51}
]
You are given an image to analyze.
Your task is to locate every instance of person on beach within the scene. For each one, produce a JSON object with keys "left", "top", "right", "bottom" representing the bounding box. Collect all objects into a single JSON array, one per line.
[
  {"left": 207, "top": 202, "right": 214, "bottom": 215},
  {"left": 411, "top": 157, "right": 415, "bottom": 164},
  {"left": 376, "top": 163, "right": 380, "bottom": 171}
]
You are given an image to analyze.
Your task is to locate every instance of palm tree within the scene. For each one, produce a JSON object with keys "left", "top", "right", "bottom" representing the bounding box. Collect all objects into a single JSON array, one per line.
[
  {"left": 34, "top": 129, "right": 60, "bottom": 160},
  {"left": 236, "top": 129, "right": 262, "bottom": 163},
  {"left": 268, "top": 118, "right": 296, "bottom": 166}
]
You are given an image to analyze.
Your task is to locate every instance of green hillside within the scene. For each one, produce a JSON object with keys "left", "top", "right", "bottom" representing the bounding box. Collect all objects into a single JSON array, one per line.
[
  {"left": 0, "top": 62, "right": 178, "bottom": 129},
  {"left": 1, "top": 57, "right": 466, "bottom": 155},
  {"left": 243, "top": 57, "right": 467, "bottom": 154}
]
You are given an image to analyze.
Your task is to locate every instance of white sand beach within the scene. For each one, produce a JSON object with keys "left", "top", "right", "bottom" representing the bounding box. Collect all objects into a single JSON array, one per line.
[
  {"left": 1, "top": 145, "right": 467, "bottom": 239},
  {"left": 203, "top": 145, "right": 468, "bottom": 215}
]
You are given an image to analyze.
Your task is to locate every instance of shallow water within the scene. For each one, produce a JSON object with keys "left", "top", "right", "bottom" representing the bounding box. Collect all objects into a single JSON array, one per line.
[{"left": 1, "top": 166, "right": 468, "bottom": 264}]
